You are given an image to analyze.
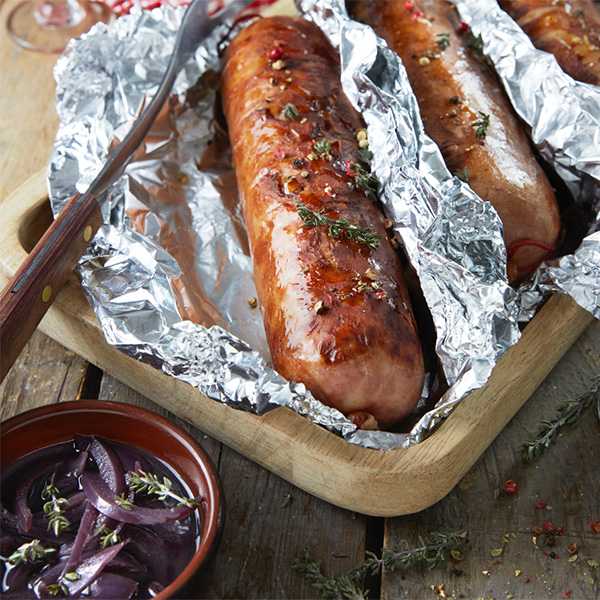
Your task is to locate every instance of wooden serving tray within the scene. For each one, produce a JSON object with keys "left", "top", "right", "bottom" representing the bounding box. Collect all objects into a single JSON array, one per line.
[{"left": 0, "top": 170, "right": 594, "bottom": 516}]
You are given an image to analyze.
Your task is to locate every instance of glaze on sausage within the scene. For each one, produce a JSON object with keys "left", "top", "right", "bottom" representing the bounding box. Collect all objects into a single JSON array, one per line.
[
  {"left": 349, "top": 0, "right": 563, "bottom": 281},
  {"left": 499, "top": 0, "right": 600, "bottom": 86},
  {"left": 221, "top": 16, "right": 425, "bottom": 429}
]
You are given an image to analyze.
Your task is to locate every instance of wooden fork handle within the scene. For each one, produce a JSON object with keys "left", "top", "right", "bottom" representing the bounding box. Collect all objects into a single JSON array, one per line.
[{"left": 0, "top": 192, "right": 104, "bottom": 382}]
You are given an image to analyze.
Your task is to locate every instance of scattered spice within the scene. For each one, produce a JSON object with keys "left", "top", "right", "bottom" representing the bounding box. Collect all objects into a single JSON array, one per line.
[
  {"left": 563, "top": 590, "right": 572, "bottom": 599},
  {"left": 177, "top": 172, "right": 189, "bottom": 185},
  {"left": 491, "top": 548, "right": 503, "bottom": 557},
  {"left": 419, "top": 56, "right": 431, "bottom": 66},
  {"left": 272, "top": 59, "right": 285, "bottom": 71},
  {"left": 536, "top": 501, "right": 547, "bottom": 509},
  {"left": 267, "top": 45, "right": 283, "bottom": 61},
  {"left": 503, "top": 479, "right": 518, "bottom": 494},
  {"left": 404, "top": 0, "right": 413, "bottom": 10},
  {"left": 457, "top": 21, "right": 469, "bottom": 33},
  {"left": 591, "top": 519, "right": 600, "bottom": 533},
  {"left": 247, "top": 297, "right": 258, "bottom": 309}
]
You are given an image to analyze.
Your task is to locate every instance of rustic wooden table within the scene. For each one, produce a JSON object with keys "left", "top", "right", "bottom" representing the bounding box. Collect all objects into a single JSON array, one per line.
[{"left": 1, "top": 1, "right": 599, "bottom": 598}]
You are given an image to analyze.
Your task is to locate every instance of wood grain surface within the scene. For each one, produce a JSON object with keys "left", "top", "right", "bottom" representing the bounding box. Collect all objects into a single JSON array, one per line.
[{"left": 1, "top": 0, "right": 599, "bottom": 597}]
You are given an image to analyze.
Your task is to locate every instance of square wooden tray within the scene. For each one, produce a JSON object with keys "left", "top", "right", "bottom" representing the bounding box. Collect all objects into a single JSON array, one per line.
[{"left": 0, "top": 170, "right": 594, "bottom": 516}]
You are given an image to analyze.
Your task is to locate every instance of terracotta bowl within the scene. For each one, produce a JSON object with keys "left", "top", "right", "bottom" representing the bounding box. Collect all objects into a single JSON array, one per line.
[{"left": 1, "top": 400, "right": 224, "bottom": 599}]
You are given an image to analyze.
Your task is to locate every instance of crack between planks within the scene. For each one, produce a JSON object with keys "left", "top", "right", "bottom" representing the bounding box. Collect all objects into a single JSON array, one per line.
[
  {"left": 77, "top": 363, "right": 104, "bottom": 400},
  {"left": 364, "top": 515, "right": 385, "bottom": 599}
]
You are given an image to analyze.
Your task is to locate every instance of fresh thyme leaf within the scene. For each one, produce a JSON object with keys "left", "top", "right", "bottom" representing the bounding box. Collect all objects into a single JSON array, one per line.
[
  {"left": 521, "top": 376, "right": 600, "bottom": 462},
  {"left": 435, "top": 32, "right": 450, "bottom": 51},
  {"left": 454, "top": 167, "right": 469, "bottom": 182},
  {"left": 8, "top": 540, "right": 57, "bottom": 565},
  {"left": 294, "top": 200, "right": 381, "bottom": 250},
  {"left": 358, "top": 147, "right": 373, "bottom": 163},
  {"left": 468, "top": 32, "right": 484, "bottom": 54},
  {"left": 283, "top": 103, "right": 299, "bottom": 120},
  {"left": 347, "top": 162, "right": 379, "bottom": 201},
  {"left": 129, "top": 469, "right": 199, "bottom": 508},
  {"left": 115, "top": 493, "right": 134, "bottom": 510},
  {"left": 313, "top": 138, "right": 331, "bottom": 155},
  {"left": 46, "top": 582, "right": 69, "bottom": 596},
  {"left": 471, "top": 111, "right": 490, "bottom": 140},
  {"left": 96, "top": 525, "right": 122, "bottom": 548}
]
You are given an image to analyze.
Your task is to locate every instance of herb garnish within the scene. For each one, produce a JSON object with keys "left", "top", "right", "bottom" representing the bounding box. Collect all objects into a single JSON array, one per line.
[
  {"left": 313, "top": 138, "right": 331, "bottom": 155},
  {"left": 471, "top": 111, "right": 490, "bottom": 140},
  {"left": 293, "top": 529, "right": 467, "bottom": 599},
  {"left": 468, "top": 32, "right": 484, "bottom": 54},
  {"left": 96, "top": 525, "right": 122, "bottom": 548},
  {"left": 283, "top": 103, "right": 299, "bottom": 120},
  {"left": 47, "top": 582, "right": 69, "bottom": 596},
  {"left": 42, "top": 480, "right": 70, "bottom": 536},
  {"left": 345, "top": 162, "right": 379, "bottom": 201},
  {"left": 129, "top": 469, "right": 200, "bottom": 508},
  {"left": 295, "top": 200, "right": 381, "bottom": 250},
  {"left": 435, "top": 32, "right": 450, "bottom": 51},
  {"left": 8, "top": 539, "right": 57, "bottom": 565},
  {"left": 454, "top": 167, "right": 469, "bottom": 182},
  {"left": 521, "top": 376, "right": 600, "bottom": 462}
]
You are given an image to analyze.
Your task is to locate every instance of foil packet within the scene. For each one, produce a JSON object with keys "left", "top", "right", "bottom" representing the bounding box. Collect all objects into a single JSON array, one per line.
[{"left": 47, "top": 0, "right": 598, "bottom": 451}]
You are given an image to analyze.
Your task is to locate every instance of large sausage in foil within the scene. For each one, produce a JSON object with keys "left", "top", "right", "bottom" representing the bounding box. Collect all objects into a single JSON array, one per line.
[
  {"left": 499, "top": 0, "right": 600, "bottom": 86},
  {"left": 349, "top": 0, "right": 563, "bottom": 282},
  {"left": 221, "top": 16, "right": 426, "bottom": 429}
]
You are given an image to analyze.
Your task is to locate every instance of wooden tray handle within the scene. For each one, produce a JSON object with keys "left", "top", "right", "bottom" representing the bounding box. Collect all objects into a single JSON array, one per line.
[{"left": 0, "top": 192, "right": 103, "bottom": 381}]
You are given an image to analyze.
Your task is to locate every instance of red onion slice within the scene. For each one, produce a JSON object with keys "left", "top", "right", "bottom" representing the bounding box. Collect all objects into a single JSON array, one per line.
[{"left": 81, "top": 471, "right": 196, "bottom": 525}]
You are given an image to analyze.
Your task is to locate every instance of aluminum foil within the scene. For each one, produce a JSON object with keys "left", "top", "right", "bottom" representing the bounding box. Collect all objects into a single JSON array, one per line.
[
  {"left": 451, "top": 0, "right": 600, "bottom": 320},
  {"left": 47, "top": 0, "right": 598, "bottom": 451}
]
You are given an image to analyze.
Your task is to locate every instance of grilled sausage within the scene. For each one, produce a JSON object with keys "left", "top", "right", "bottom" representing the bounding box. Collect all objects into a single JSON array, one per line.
[
  {"left": 349, "top": 0, "right": 563, "bottom": 281},
  {"left": 221, "top": 16, "right": 426, "bottom": 429},
  {"left": 498, "top": 0, "right": 600, "bottom": 86}
]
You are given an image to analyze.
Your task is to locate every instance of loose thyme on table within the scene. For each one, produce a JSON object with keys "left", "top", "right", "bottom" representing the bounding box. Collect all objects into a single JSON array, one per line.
[{"left": 293, "top": 529, "right": 467, "bottom": 600}]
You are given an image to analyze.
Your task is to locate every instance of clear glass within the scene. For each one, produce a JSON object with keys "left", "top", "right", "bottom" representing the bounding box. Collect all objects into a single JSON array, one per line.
[{"left": 6, "top": 0, "right": 114, "bottom": 54}]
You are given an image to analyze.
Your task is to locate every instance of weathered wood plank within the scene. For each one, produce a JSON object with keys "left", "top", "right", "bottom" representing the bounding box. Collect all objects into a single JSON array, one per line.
[
  {"left": 381, "top": 319, "right": 600, "bottom": 600},
  {"left": 98, "top": 373, "right": 369, "bottom": 599},
  {"left": 0, "top": 330, "right": 89, "bottom": 420}
]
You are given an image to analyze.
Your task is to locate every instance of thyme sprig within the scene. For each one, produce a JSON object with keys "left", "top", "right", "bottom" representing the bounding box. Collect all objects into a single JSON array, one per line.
[
  {"left": 471, "top": 111, "right": 490, "bottom": 140},
  {"left": 7, "top": 539, "right": 57, "bottom": 565},
  {"left": 292, "top": 550, "right": 367, "bottom": 600},
  {"left": 522, "top": 376, "right": 600, "bottom": 462},
  {"left": 294, "top": 200, "right": 381, "bottom": 250},
  {"left": 42, "top": 480, "right": 70, "bottom": 536},
  {"left": 293, "top": 529, "right": 467, "bottom": 600},
  {"left": 129, "top": 470, "right": 199, "bottom": 508}
]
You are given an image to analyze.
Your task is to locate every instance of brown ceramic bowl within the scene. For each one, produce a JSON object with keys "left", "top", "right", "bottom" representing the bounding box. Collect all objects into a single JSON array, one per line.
[{"left": 1, "top": 400, "right": 224, "bottom": 599}]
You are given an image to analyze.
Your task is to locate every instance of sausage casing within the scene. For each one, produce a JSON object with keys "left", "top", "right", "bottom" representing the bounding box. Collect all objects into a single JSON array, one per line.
[
  {"left": 349, "top": 0, "right": 563, "bottom": 281},
  {"left": 498, "top": 0, "right": 600, "bottom": 86},
  {"left": 221, "top": 16, "right": 425, "bottom": 429}
]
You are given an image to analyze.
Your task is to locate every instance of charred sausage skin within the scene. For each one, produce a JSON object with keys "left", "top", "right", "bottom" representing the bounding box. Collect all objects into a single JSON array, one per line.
[
  {"left": 349, "top": 0, "right": 562, "bottom": 281},
  {"left": 499, "top": 0, "right": 600, "bottom": 86},
  {"left": 221, "top": 16, "right": 425, "bottom": 429}
]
